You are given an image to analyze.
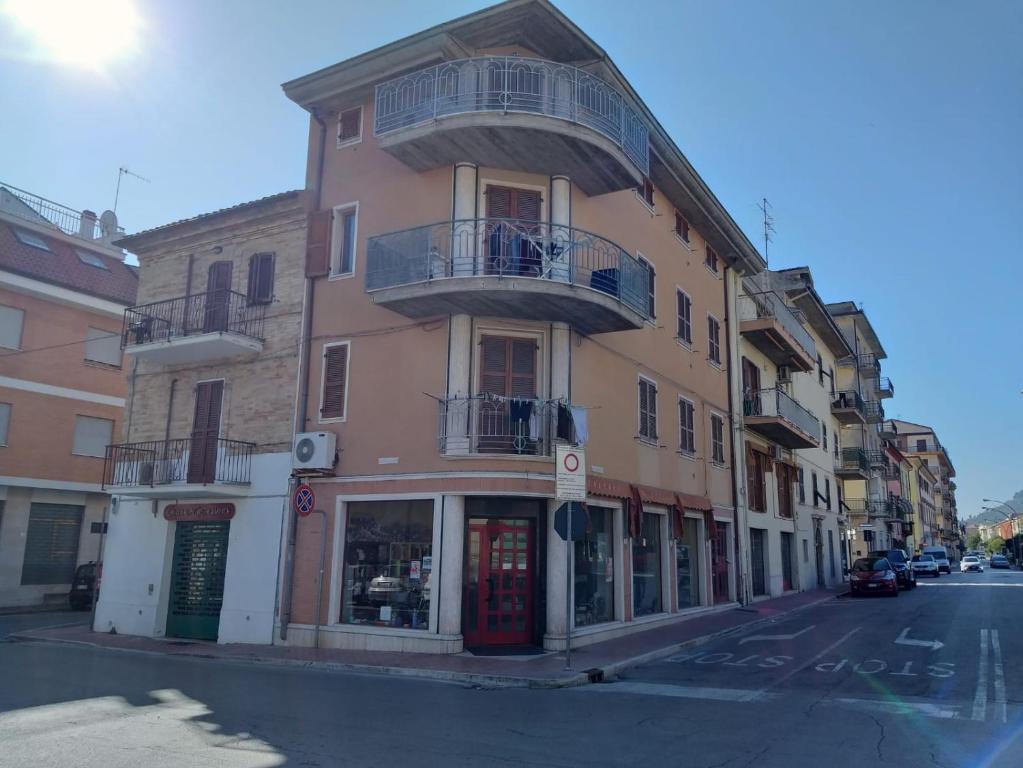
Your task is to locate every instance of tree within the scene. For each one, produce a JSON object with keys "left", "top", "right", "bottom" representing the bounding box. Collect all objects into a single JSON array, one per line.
[
  {"left": 985, "top": 536, "right": 1005, "bottom": 556},
  {"left": 966, "top": 532, "right": 982, "bottom": 551}
]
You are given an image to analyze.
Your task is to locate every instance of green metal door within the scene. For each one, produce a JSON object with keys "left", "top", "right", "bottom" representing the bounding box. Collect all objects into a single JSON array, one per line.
[{"left": 166, "top": 521, "right": 230, "bottom": 641}]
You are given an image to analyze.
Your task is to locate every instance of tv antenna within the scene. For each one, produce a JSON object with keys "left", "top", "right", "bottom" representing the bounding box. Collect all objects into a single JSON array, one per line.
[
  {"left": 757, "top": 197, "right": 775, "bottom": 265},
  {"left": 113, "top": 167, "right": 151, "bottom": 214}
]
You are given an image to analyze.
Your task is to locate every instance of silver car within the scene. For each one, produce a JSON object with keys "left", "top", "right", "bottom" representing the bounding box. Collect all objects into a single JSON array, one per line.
[{"left": 911, "top": 554, "right": 940, "bottom": 577}]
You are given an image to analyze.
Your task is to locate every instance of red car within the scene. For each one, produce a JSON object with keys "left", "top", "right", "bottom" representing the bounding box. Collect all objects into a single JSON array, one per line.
[{"left": 849, "top": 556, "right": 899, "bottom": 597}]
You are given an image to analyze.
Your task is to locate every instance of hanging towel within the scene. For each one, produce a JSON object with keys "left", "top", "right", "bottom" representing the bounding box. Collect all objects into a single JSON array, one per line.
[
  {"left": 528, "top": 403, "right": 540, "bottom": 441},
  {"left": 556, "top": 404, "right": 574, "bottom": 441},
  {"left": 509, "top": 398, "right": 532, "bottom": 425},
  {"left": 570, "top": 406, "right": 588, "bottom": 445}
]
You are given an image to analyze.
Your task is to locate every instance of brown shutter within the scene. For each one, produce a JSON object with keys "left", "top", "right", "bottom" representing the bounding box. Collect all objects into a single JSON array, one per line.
[
  {"left": 638, "top": 380, "right": 649, "bottom": 438},
  {"left": 188, "top": 381, "right": 223, "bottom": 484},
  {"left": 485, "top": 186, "right": 541, "bottom": 223},
  {"left": 247, "top": 252, "right": 275, "bottom": 304},
  {"left": 515, "top": 190, "right": 541, "bottom": 223},
  {"left": 306, "top": 210, "right": 332, "bottom": 277},
  {"left": 321, "top": 345, "right": 348, "bottom": 419},
  {"left": 479, "top": 336, "right": 508, "bottom": 396},
  {"left": 486, "top": 186, "right": 512, "bottom": 219},
  {"left": 509, "top": 338, "right": 536, "bottom": 398}
]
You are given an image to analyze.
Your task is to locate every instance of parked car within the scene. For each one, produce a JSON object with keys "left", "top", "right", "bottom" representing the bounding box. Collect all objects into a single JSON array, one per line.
[
  {"left": 989, "top": 554, "right": 1010, "bottom": 569},
  {"left": 849, "top": 556, "right": 899, "bottom": 597},
  {"left": 869, "top": 549, "right": 916, "bottom": 589},
  {"left": 911, "top": 554, "right": 940, "bottom": 577},
  {"left": 68, "top": 562, "right": 99, "bottom": 610},
  {"left": 922, "top": 546, "right": 951, "bottom": 574},
  {"left": 960, "top": 555, "right": 983, "bottom": 573}
]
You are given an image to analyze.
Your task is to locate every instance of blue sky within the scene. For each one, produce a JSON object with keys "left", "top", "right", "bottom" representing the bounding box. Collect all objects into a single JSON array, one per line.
[{"left": 2, "top": 0, "right": 1020, "bottom": 519}]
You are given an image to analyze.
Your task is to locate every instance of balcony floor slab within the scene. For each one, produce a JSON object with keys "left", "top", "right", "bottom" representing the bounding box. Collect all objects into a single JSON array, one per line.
[
  {"left": 739, "top": 318, "right": 815, "bottom": 372},
  {"left": 109, "top": 483, "right": 251, "bottom": 499},
  {"left": 124, "top": 333, "right": 262, "bottom": 365},
  {"left": 745, "top": 417, "right": 819, "bottom": 450}
]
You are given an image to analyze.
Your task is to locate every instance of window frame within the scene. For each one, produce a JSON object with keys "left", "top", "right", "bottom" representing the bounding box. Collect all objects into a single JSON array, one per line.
[
  {"left": 246, "top": 251, "right": 276, "bottom": 305},
  {"left": 637, "top": 254, "right": 655, "bottom": 320},
  {"left": 76, "top": 249, "right": 109, "bottom": 270},
  {"left": 710, "top": 413, "right": 726, "bottom": 465},
  {"left": 83, "top": 326, "right": 122, "bottom": 368},
  {"left": 636, "top": 177, "right": 655, "bottom": 209},
  {"left": 676, "top": 288, "right": 692, "bottom": 347},
  {"left": 319, "top": 340, "right": 351, "bottom": 423},
  {"left": 678, "top": 396, "right": 696, "bottom": 456},
  {"left": 707, "top": 314, "right": 722, "bottom": 366},
  {"left": 12, "top": 227, "right": 51, "bottom": 251},
  {"left": 71, "top": 414, "right": 114, "bottom": 458},
  {"left": 674, "top": 211, "right": 691, "bottom": 245},
  {"left": 0, "top": 401, "right": 10, "bottom": 446},
  {"left": 337, "top": 106, "right": 364, "bottom": 148},
  {"left": 704, "top": 245, "right": 719, "bottom": 276},
  {"left": 638, "top": 375, "right": 658, "bottom": 444},
  {"left": 0, "top": 303, "right": 25, "bottom": 350},
  {"left": 330, "top": 202, "right": 359, "bottom": 278}
]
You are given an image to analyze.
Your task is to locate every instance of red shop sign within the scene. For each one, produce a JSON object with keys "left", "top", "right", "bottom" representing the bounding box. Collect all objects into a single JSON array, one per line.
[{"left": 163, "top": 503, "right": 236, "bottom": 522}]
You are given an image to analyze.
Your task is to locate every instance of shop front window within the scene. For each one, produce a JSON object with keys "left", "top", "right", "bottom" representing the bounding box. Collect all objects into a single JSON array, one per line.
[
  {"left": 574, "top": 506, "right": 615, "bottom": 627},
  {"left": 340, "top": 500, "right": 433, "bottom": 630},
  {"left": 632, "top": 512, "right": 663, "bottom": 617},
  {"left": 677, "top": 516, "right": 702, "bottom": 609}
]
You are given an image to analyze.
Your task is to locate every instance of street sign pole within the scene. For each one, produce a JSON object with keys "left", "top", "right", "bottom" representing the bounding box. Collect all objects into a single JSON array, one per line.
[
  {"left": 555, "top": 444, "right": 586, "bottom": 672},
  {"left": 565, "top": 503, "right": 572, "bottom": 671}
]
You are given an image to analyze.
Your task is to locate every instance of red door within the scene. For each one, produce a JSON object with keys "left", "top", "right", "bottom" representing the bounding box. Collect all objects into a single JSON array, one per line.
[
  {"left": 204, "top": 261, "right": 233, "bottom": 332},
  {"left": 464, "top": 518, "right": 534, "bottom": 646},
  {"left": 187, "top": 380, "right": 223, "bottom": 484},
  {"left": 712, "top": 521, "right": 730, "bottom": 603}
]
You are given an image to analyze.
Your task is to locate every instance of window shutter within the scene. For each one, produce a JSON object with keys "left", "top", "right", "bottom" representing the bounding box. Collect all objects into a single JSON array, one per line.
[
  {"left": 515, "top": 190, "right": 541, "bottom": 223},
  {"left": 479, "top": 336, "right": 509, "bottom": 396},
  {"left": 248, "top": 252, "right": 275, "bottom": 305},
  {"left": 486, "top": 187, "right": 512, "bottom": 219},
  {"left": 321, "top": 345, "right": 348, "bottom": 419},
  {"left": 638, "top": 381, "right": 648, "bottom": 437},
  {"left": 339, "top": 107, "right": 361, "bottom": 142},
  {"left": 509, "top": 339, "right": 536, "bottom": 398},
  {"left": 306, "top": 210, "right": 332, "bottom": 277}
]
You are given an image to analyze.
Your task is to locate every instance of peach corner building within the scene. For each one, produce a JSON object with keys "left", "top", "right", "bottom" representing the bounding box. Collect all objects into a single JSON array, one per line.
[{"left": 92, "top": 0, "right": 946, "bottom": 652}]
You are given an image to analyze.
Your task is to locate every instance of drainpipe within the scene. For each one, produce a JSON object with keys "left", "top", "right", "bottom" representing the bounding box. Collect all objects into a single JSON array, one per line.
[
  {"left": 723, "top": 266, "right": 747, "bottom": 605},
  {"left": 280, "top": 106, "right": 327, "bottom": 641}
]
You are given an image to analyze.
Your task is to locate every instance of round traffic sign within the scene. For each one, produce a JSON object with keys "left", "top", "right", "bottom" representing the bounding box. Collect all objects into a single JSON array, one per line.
[
  {"left": 294, "top": 483, "right": 316, "bottom": 517},
  {"left": 562, "top": 452, "right": 579, "bottom": 473}
]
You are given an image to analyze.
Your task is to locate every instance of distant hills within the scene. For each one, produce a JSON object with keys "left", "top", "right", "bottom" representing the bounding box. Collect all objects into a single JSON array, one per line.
[{"left": 964, "top": 490, "right": 1023, "bottom": 525}]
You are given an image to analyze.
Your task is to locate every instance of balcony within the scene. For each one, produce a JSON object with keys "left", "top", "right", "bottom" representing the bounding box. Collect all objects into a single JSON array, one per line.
[
  {"left": 102, "top": 438, "right": 254, "bottom": 498},
  {"left": 743, "top": 387, "right": 820, "bottom": 449},
  {"left": 835, "top": 448, "right": 869, "bottom": 478},
  {"left": 366, "top": 218, "right": 649, "bottom": 334},
  {"left": 876, "top": 376, "right": 894, "bottom": 399},
  {"left": 374, "top": 57, "right": 649, "bottom": 195},
  {"left": 857, "top": 353, "right": 881, "bottom": 376},
  {"left": 830, "top": 390, "right": 866, "bottom": 425},
  {"left": 845, "top": 498, "right": 891, "bottom": 520},
  {"left": 1, "top": 181, "right": 124, "bottom": 243},
  {"left": 122, "top": 291, "right": 265, "bottom": 365},
  {"left": 437, "top": 395, "right": 559, "bottom": 457},
  {"left": 737, "top": 292, "right": 816, "bottom": 372},
  {"left": 864, "top": 400, "right": 885, "bottom": 424}
]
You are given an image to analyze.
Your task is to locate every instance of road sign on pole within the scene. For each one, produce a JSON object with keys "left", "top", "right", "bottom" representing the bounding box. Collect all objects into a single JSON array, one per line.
[
  {"left": 555, "top": 444, "right": 586, "bottom": 501},
  {"left": 554, "top": 502, "right": 587, "bottom": 541},
  {"left": 294, "top": 483, "right": 316, "bottom": 518},
  {"left": 554, "top": 444, "right": 585, "bottom": 671}
]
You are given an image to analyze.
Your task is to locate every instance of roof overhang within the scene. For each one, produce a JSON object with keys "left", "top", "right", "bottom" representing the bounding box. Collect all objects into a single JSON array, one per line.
[
  {"left": 771, "top": 267, "right": 853, "bottom": 358},
  {"left": 825, "top": 300, "right": 887, "bottom": 358}
]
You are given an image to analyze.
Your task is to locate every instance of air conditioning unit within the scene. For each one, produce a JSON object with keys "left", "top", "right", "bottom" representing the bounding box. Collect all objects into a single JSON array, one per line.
[
  {"left": 292, "top": 431, "right": 337, "bottom": 473},
  {"left": 777, "top": 365, "right": 792, "bottom": 383},
  {"left": 770, "top": 445, "right": 785, "bottom": 461}
]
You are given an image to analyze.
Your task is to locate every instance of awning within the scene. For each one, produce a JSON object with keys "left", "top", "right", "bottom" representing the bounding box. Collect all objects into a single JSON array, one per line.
[{"left": 587, "top": 476, "right": 711, "bottom": 512}]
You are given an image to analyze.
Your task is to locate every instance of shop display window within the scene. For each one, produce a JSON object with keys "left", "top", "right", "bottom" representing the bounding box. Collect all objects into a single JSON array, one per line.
[
  {"left": 677, "top": 517, "right": 702, "bottom": 609},
  {"left": 574, "top": 506, "right": 615, "bottom": 627},
  {"left": 632, "top": 512, "right": 663, "bottom": 617},
  {"left": 340, "top": 500, "right": 433, "bottom": 630}
]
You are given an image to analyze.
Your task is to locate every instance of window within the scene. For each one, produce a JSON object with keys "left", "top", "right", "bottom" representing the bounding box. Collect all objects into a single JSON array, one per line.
[
  {"left": 337, "top": 106, "right": 363, "bottom": 147},
  {"left": 72, "top": 415, "right": 113, "bottom": 457},
  {"left": 676, "top": 289, "right": 692, "bottom": 345},
  {"left": 803, "top": 539, "right": 810, "bottom": 563},
  {"left": 825, "top": 478, "right": 832, "bottom": 511},
  {"left": 812, "top": 471, "right": 819, "bottom": 507},
  {"left": 0, "top": 304, "right": 25, "bottom": 349},
  {"left": 320, "top": 342, "right": 350, "bottom": 421},
  {"left": 13, "top": 227, "right": 50, "bottom": 251},
  {"left": 822, "top": 423, "right": 828, "bottom": 450},
  {"left": 339, "top": 499, "right": 433, "bottom": 630},
  {"left": 0, "top": 402, "right": 9, "bottom": 445},
  {"left": 705, "top": 245, "right": 719, "bottom": 274},
  {"left": 711, "top": 414, "right": 725, "bottom": 464},
  {"left": 637, "top": 177, "right": 654, "bottom": 208},
  {"left": 707, "top": 315, "right": 721, "bottom": 365},
  {"left": 777, "top": 462, "right": 794, "bottom": 518},
  {"left": 575, "top": 506, "right": 615, "bottom": 627},
  {"left": 75, "top": 249, "right": 109, "bottom": 269},
  {"left": 246, "top": 252, "right": 276, "bottom": 304},
  {"left": 797, "top": 465, "right": 805, "bottom": 504},
  {"left": 747, "top": 447, "right": 768, "bottom": 513},
  {"left": 20, "top": 504, "right": 83, "bottom": 585},
  {"left": 638, "top": 256, "right": 655, "bottom": 319},
  {"left": 674, "top": 211, "right": 690, "bottom": 243},
  {"left": 818, "top": 354, "right": 824, "bottom": 385},
  {"left": 632, "top": 512, "right": 662, "bottom": 616},
  {"left": 638, "top": 377, "right": 658, "bottom": 442},
  {"left": 84, "top": 327, "right": 121, "bottom": 367},
  {"left": 678, "top": 398, "right": 695, "bottom": 455},
  {"left": 916, "top": 439, "right": 927, "bottom": 452},
  {"left": 331, "top": 204, "right": 358, "bottom": 276}
]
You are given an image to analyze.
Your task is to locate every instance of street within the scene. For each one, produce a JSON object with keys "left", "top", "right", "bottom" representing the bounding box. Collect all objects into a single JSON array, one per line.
[{"left": 1, "top": 571, "right": 1021, "bottom": 767}]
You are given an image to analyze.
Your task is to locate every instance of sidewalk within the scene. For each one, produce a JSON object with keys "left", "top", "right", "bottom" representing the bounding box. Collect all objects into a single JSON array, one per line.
[{"left": 11, "top": 588, "right": 842, "bottom": 688}]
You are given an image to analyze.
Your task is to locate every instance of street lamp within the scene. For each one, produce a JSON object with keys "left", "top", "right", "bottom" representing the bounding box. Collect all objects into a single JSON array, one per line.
[{"left": 982, "top": 499, "right": 1021, "bottom": 567}]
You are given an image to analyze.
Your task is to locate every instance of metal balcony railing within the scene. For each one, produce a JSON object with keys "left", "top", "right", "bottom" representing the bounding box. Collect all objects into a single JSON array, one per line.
[
  {"left": 856, "top": 353, "right": 881, "bottom": 375},
  {"left": 737, "top": 291, "right": 817, "bottom": 361},
  {"left": 1, "top": 182, "right": 125, "bottom": 241},
  {"left": 437, "top": 395, "right": 558, "bottom": 456},
  {"left": 864, "top": 399, "right": 884, "bottom": 423},
  {"left": 831, "top": 390, "right": 865, "bottom": 415},
  {"left": 365, "top": 218, "right": 650, "bottom": 318},
  {"left": 863, "top": 449, "right": 887, "bottom": 468},
  {"left": 844, "top": 498, "right": 891, "bottom": 519},
  {"left": 743, "top": 387, "right": 820, "bottom": 440},
  {"left": 836, "top": 447, "right": 869, "bottom": 474},
  {"left": 876, "top": 376, "right": 894, "bottom": 397},
  {"left": 122, "top": 290, "right": 266, "bottom": 349},
  {"left": 102, "top": 438, "right": 255, "bottom": 488},
  {"left": 374, "top": 57, "right": 650, "bottom": 175}
]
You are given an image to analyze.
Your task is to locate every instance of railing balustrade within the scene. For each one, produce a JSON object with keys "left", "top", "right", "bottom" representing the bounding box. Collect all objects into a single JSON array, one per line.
[
  {"left": 103, "top": 438, "right": 255, "bottom": 488},
  {"left": 737, "top": 291, "right": 816, "bottom": 361},
  {"left": 374, "top": 57, "right": 649, "bottom": 175},
  {"left": 743, "top": 387, "right": 820, "bottom": 440},
  {"left": 876, "top": 376, "right": 895, "bottom": 397},
  {"left": 437, "top": 395, "right": 559, "bottom": 456},
  {"left": 1, "top": 181, "right": 125, "bottom": 240},
  {"left": 831, "top": 390, "right": 865, "bottom": 416},
  {"left": 122, "top": 290, "right": 266, "bottom": 349},
  {"left": 864, "top": 399, "right": 885, "bottom": 423},
  {"left": 366, "top": 218, "right": 650, "bottom": 318},
  {"left": 837, "top": 448, "right": 869, "bottom": 474}
]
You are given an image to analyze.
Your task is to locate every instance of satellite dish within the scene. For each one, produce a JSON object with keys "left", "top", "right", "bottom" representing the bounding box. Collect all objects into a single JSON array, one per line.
[{"left": 98, "top": 210, "right": 118, "bottom": 238}]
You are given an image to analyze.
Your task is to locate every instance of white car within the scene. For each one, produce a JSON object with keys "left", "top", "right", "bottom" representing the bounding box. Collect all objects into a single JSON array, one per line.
[
  {"left": 911, "top": 554, "right": 940, "bottom": 577},
  {"left": 961, "top": 556, "right": 984, "bottom": 573}
]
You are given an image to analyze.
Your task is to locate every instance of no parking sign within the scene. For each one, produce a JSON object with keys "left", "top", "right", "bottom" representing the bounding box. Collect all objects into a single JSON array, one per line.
[
  {"left": 294, "top": 483, "right": 316, "bottom": 517},
  {"left": 555, "top": 444, "right": 586, "bottom": 502}
]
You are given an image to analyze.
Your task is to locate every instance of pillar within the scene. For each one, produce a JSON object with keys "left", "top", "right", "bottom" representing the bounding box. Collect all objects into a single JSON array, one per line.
[
  {"left": 444, "top": 314, "right": 472, "bottom": 455},
  {"left": 549, "top": 175, "right": 571, "bottom": 283},
  {"left": 544, "top": 498, "right": 569, "bottom": 649},
  {"left": 452, "top": 163, "right": 477, "bottom": 277},
  {"left": 438, "top": 495, "right": 465, "bottom": 636}
]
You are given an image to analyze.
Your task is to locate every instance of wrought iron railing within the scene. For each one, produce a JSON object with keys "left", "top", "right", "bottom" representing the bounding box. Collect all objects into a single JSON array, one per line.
[
  {"left": 102, "top": 437, "right": 254, "bottom": 488},
  {"left": 857, "top": 353, "right": 881, "bottom": 375},
  {"left": 876, "top": 376, "right": 894, "bottom": 397},
  {"left": 864, "top": 449, "right": 887, "bottom": 468},
  {"left": 374, "top": 57, "right": 650, "bottom": 175},
  {"left": 1, "top": 182, "right": 124, "bottom": 240},
  {"left": 743, "top": 387, "right": 820, "bottom": 440},
  {"left": 121, "top": 290, "right": 266, "bottom": 349},
  {"left": 831, "top": 390, "right": 865, "bottom": 417},
  {"left": 737, "top": 291, "right": 817, "bottom": 361},
  {"left": 365, "top": 218, "right": 650, "bottom": 318},
  {"left": 864, "top": 400, "right": 884, "bottom": 423},
  {"left": 437, "top": 395, "right": 559, "bottom": 456},
  {"left": 844, "top": 498, "right": 891, "bottom": 518},
  {"left": 836, "top": 448, "right": 868, "bottom": 474}
]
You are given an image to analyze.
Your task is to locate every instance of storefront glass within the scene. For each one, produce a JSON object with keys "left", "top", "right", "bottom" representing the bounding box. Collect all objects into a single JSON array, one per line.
[
  {"left": 632, "top": 512, "right": 662, "bottom": 617},
  {"left": 677, "top": 516, "right": 702, "bottom": 609},
  {"left": 340, "top": 500, "right": 433, "bottom": 630},
  {"left": 574, "top": 506, "right": 614, "bottom": 627}
]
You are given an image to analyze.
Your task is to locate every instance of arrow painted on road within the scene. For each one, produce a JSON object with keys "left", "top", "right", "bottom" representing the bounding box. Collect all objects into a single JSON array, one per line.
[
  {"left": 894, "top": 627, "right": 944, "bottom": 651},
  {"left": 738, "top": 625, "right": 816, "bottom": 645}
]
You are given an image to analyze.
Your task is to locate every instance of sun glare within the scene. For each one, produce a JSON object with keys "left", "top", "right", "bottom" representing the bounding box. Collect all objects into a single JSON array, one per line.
[{"left": 4, "top": 0, "right": 141, "bottom": 71}]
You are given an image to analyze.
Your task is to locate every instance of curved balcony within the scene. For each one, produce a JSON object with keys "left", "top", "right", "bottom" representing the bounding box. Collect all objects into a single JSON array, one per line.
[
  {"left": 374, "top": 57, "right": 649, "bottom": 195},
  {"left": 365, "top": 218, "right": 650, "bottom": 334}
]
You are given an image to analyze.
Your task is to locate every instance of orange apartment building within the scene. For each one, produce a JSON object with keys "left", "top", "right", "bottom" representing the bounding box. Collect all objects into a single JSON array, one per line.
[
  {"left": 0, "top": 183, "right": 137, "bottom": 608},
  {"left": 276, "top": 0, "right": 767, "bottom": 654}
]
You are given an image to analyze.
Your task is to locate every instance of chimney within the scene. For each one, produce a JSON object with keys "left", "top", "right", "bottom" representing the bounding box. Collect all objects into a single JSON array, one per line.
[{"left": 79, "top": 209, "right": 97, "bottom": 239}]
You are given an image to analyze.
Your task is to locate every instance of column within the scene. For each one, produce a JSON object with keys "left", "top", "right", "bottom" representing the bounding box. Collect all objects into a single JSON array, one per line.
[
  {"left": 549, "top": 175, "right": 571, "bottom": 282},
  {"left": 452, "top": 163, "right": 477, "bottom": 277},
  {"left": 444, "top": 315, "right": 472, "bottom": 455},
  {"left": 437, "top": 495, "right": 465, "bottom": 637},
  {"left": 545, "top": 498, "right": 569, "bottom": 649}
]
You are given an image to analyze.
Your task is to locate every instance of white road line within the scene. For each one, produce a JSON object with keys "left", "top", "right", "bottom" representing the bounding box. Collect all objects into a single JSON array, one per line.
[
  {"left": 972, "top": 629, "right": 989, "bottom": 722},
  {"left": 738, "top": 625, "right": 816, "bottom": 645},
  {"left": 916, "top": 582, "right": 1023, "bottom": 587},
  {"left": 763, "top": 626, "right": 862, "bottom": 691},
  {"left": 991, "top": 629, "right": 1007, "bottom": 724},
  {"left": 830, "top": 697, "right": 959, "bottom": 720},
  {"left": 582, "top": 682, "right": 774, "bottom": 702}
]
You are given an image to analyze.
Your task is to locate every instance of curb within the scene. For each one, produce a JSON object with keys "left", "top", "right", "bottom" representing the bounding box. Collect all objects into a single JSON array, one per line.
[{"left": 9, "top": 592, "right": 839, "bottom": 690}]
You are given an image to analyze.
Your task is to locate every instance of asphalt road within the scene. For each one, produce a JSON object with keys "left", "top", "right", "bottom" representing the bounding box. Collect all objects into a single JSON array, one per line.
[{"left": 0, "top": 570, "right": 1020, "bottom": 767}]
